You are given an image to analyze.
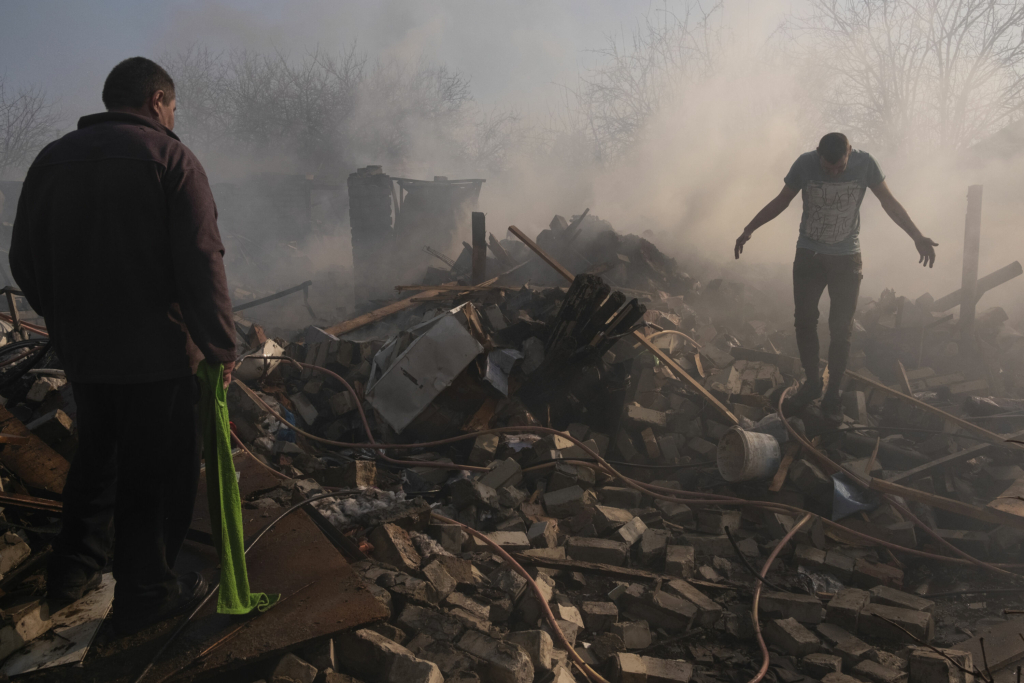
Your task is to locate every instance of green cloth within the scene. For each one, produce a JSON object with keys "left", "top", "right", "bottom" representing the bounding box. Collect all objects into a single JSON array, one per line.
[{"left": 197, "top": 360, "right": 280, "bottom": 615}]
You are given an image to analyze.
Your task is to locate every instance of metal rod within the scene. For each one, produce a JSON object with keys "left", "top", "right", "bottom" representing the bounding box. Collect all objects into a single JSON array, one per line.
[{"left": 231, "top": 281, "right": 313, "bottom": 313}]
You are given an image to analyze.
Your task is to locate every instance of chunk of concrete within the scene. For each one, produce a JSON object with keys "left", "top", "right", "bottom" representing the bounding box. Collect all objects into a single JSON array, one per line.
[
  {"left": 853, "top": 659, "right": 909, "bottom": 683},
  {"left": 859, "top": 604, "right": 934, "bottom": 644},
  {"left": 479, "top": 458, "right": 523, "bottom": 491},
  {"left": 616, "top": 517, "right": 649, "bottom": 545},
  {"left": 638, "top": 528, "right": 671, "bottom": 564},
  {"left": 270, "top": 653, "right": 318, "bottom": 683},
  {"left": 869, "top": 586, "right": 935, "bottom": 614},
  {"left": 763, "top": 617, "right": 820, "bottom": 657},
  {"left": 665, "top": 545, "right": 694, "bottom": 578},
  {"left": 581, "top": 601, "right": 618, "bottom": 632},
  {"left": 851, "top": 558, "right": 904, "bottom": 590},
  {"left": 610, "top": 652, "right": 647, "bottom": 683},
  {"left": 566, "top": 537, "right": 629, "bottom": 566},
  {"left": 825, "top": 588, "right": 870, "bottom": 632},
  {"left": 370, "top": 523, "right": 422, "bottom": 573},
  {"left": 505, "top": 630, "right": 553, "bottom": 672},
  {"left": 527, "top": 521, "right": 559, "bottom": 549},
  {"left": 760, "top": 591, "right": 823, "bottom": 624},
  {"left": 642, "top": 656, "right": 694, "bottom": 683},
  {"left": 544, "top": 485, "right": 587, "bottom": 518},
  {"left": 396, "top": 604, "right": 465, "bottom": 642},
  {"left": 815, "top": 622, "right": 875, "bottom": 668},
  {"left": 613, "top": 621, "right": 653, "bottom": 649},
  {"left": 335, "top": 629, "right": 443, "bottom": 683},
  {"left": 457, "top": 630, "right": 534, "bottom": 683},
  {"left": 802, "top": 653, "right": 842, "bottom": 678},
  {"left": 907, "top": 647, "right": 973, "bottom": 683}
]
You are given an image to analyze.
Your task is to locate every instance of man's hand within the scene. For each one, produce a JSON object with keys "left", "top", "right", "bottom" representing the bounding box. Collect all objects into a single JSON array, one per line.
[
  {"left": 914, "top": 236, "right": 938, "bottom": 268},
  {"left": 222, "top": 360, "right": 235, "bottom": 389},
  {"left": 735, "top": 228, "right": 753, "bottom": 259}
]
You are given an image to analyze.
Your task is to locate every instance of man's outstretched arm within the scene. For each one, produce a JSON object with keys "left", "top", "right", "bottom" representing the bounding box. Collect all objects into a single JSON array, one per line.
[
  {"left": 870, "top": 180, "right": 938, "bottom": 268},
  {"left": 735, "top": 185, "right": 799, "bottom": 259}
]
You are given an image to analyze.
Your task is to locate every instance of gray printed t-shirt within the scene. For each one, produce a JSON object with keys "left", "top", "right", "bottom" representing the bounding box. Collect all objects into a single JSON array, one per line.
[{"left": 784, "top": 149, "right": 884, "bottom": 255}]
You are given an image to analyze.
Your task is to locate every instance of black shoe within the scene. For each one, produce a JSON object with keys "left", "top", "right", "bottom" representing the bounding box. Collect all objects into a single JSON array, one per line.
[
  {"left": 113, "top": 572, "right": 209, "bottom": 637},
  {"left": 821, "top": 390, "right": 845, "bottom": 424},
  {"left": 48, "top": 570, "right": 102, "bottom": 605},
  {"left": 783, "top": 378, "right": 823, "bottom": 415}
]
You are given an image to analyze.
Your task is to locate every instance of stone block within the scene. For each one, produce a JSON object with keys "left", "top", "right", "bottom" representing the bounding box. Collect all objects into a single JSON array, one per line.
[
  {"left": 505, "top": 630, "right": 552, "bottom": 672},
  {"left": 335, "top": 629, "right": 443, "bottom": 683},
  {"left": 794, "top": 544, "right": 826, "bottom": 569},
  {"left": 527, "top": 521, "right": 559, "bottom": 549},
  {"left": 469, "top": 433, "right": 499, "bottom": 465},
  {"left": 270, "top": 653, "right": 318, "bottom": 683},
  {"left": 853, "top": 659, "right": 909, "bottom": 683},
  {"left": 484, "top": 531, "right": 531, "bottom": 552},
  {"left": 696, "top": 508, "right": 741, "bottom": 535},
  {"left": 851, "top": 558, "right": 904, "bottom": 590},
  {"left": 626, "top": 403, "right": 667, "bottom": 428},
  {"left": 566, "top": 537, "right": 629, "bottom": 566},
  {"left": 654, "top": 500, "right": 693, "bottom": 526},
  {"left": 908, "top": 647, "right": 973, "bottom": 683},
  {"left": 664, "top": 579, "right": 722, "bottom": 626},
  {"left": 823, "top": 551, "right": 855, "bottom": 582},
  {"left": 638, "top": 528, "right": 671, "bottom": 564},
  {"left": 825, "top": 588, "right": 870, "bottom": 632},
  {"left": 581, "top": 601, "right": 618, "bottom": 632},
  {"left": 616, "top": 517, "right": 649, "bottom": 545},
  {"left": 642, "top": 656, "right": 694, "bottom": 683},
  {"left": 677, "top": 533, "right": 733, "bottom": 557},
  {"left": 665, "top": 545, "right": 694, "bottom": 578},
  {"left": 594, "top": 505, "right": 636, "bottom": 533},
  {"left": 803, "top": 653, "right": 842, "bottom": 678},
  {"left": 479, "top": 458, "right": 523, "bottom": 491},
  {"left": 869, "top": 586, "right": 935, "bottom": 614},
  {"left": 422, "top": 560, "right": 456, "bottom": 600},
  {"left": 859, "top": 604, "right": 934, "bottom": 644},
  {"left": 554, "top": 602, "right": 585, "bottom": 630},
  {"left": 396, "top": 604, "right": 465, "bottom": 642},
  {"left": 763, "top": 617, "right": 820, "bottom": 657},
  {"left": 25, "top": 409, "right": 73, "bottom": 445},
  {"left": 613, "top": 620, "right": 652, "bottom": 649},
  {"left": 451, "top": 479, "right": 500, "bottom": 510},
  {"left": 544, "top": 485, "right": 586, "bottom": 518},
  {"left": 816, "top": 623, "right": 875, "bottom": 668},
  {"left": 599, "top": 487, "right": 643, "bottom": 509},
  {"left": 457, "top": 630, "right": 534, "bottom": 683},
  {"left": 369, "top": 524, "right": 422, "bottom": 573},
  {"left": 610, "top": 652, "right": 647, "bottom": 683},
  {"left": 760, "top": 591, "right": 823, "bottom": 624},
  {"left": 822, "top": 675, "right": 863, "bottom": 683}
]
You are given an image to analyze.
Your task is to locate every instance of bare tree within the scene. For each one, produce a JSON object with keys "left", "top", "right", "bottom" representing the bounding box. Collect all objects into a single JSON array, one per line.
[
  {"left": 558, "top": 0, "right": 723, "bottom": 162},
  {"left": 786, "top": 0, "right": 1024, "bottom": 153},
  {"left": 0, "top": 77, "right": 61, "bottom": 179}
]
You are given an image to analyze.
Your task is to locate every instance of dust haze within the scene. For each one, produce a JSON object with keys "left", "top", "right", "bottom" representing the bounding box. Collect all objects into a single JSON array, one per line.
[{"left": 2, "top": 0, "right": 1024, "bottom": 332}]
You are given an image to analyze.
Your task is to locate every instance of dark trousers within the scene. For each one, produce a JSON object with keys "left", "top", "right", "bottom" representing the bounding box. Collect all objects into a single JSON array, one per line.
[
  {"left": 793, "top": 248, "right": 863, "bottom": 387},
  {"left": 51, "top": 376, "right": 201, "bottom": 611}
]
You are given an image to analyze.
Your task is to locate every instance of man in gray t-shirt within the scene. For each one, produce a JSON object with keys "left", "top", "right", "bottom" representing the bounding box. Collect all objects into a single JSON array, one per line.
[{"left": 734, "top": 132, "right": 937, "bottom": 421}]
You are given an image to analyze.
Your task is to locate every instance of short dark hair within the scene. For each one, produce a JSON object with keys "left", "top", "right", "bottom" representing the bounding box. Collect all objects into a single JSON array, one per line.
[
  {"left": 102, "top": 57, "right": 175, "bottom": 110},
  {"left": 817, "top": 132, "right": 850, "bottom": 164}
]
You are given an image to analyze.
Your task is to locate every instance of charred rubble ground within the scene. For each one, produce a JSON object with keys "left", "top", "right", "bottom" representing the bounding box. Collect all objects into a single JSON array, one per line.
[{"left": 0, "top": 214, "right": 1022, "bottom": 683}]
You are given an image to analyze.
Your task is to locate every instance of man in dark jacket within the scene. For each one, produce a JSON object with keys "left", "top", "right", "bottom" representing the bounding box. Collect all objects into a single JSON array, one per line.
[{"left": 10, "top": 57, "right": 236, "bottom": 635}]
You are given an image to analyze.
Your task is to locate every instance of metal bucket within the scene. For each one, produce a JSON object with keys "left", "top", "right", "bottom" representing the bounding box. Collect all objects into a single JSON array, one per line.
[{"left": 717, "top": 427, "right": 782, "bottom": 482}]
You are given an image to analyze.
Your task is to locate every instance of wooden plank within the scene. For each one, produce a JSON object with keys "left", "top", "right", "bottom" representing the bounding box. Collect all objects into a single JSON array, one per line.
[
  {"left": 888, "top": 429, "right": 1024, "bottom": 484},
  {"left": 931, "top": 260, "right": 1022, "bottom": 311},
  {"left": 769, "top": 444, "right": 798, "bottom": 493},
  {"left": 896, "top": 360, "right": 913, "bottom": 395},
  {"left": 507, "top": 225, "right": 575, "bottom": 281},
  {"left": 0, "top": 404, "right": 68, "bottom": 494},
  {"left": 472, "top": 212, "right": 487, "bottom": 284},
  {"left": 960, "top": 185, "right": 983, "bottom": 355},
  {"left": 635, "top": 333, "right": 739, "bottom": 425},
  {"left": 325, "top": 277, "right": 497, "bottom": 336}
]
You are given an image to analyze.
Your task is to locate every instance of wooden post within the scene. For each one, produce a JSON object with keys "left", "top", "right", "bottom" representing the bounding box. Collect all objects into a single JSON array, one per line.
[
  {"left": 960, "top": 185, "right": 982, "bottom": 356},
  {"left": 5, "top": 290, "right": 22, "bottom": 341},
  {"left": 471, "top": 212, "right": 487, "bottom": 285}
]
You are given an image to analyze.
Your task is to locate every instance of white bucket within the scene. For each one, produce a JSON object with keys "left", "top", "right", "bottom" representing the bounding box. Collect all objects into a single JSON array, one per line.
[{"left": 717, "top": 427, "right": 782, "bottom": 482}]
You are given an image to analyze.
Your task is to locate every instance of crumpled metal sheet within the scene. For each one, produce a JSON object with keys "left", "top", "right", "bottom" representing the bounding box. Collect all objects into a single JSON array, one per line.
[{"left": 366, "top": 310, "right": 484, "bottom": 433}]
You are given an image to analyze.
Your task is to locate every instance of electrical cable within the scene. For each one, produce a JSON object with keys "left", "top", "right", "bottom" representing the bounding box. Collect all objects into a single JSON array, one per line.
[
  {"left": 750, "top": 513, "right": 812, "bottom": 683},
  {"left": 242, "top": 359, "right": 1024, "bottom": 570},
  {"left": 776, "top": 385, "right": 1022, "bottom": 580},
  {"left": 0, "top": 340, "right": 51, "bottom": 388}
]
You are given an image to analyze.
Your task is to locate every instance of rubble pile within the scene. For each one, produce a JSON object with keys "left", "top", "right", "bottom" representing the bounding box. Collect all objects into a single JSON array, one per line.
[{"left": 0, "top": 214, "right": 1022, "bottom": 682}]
